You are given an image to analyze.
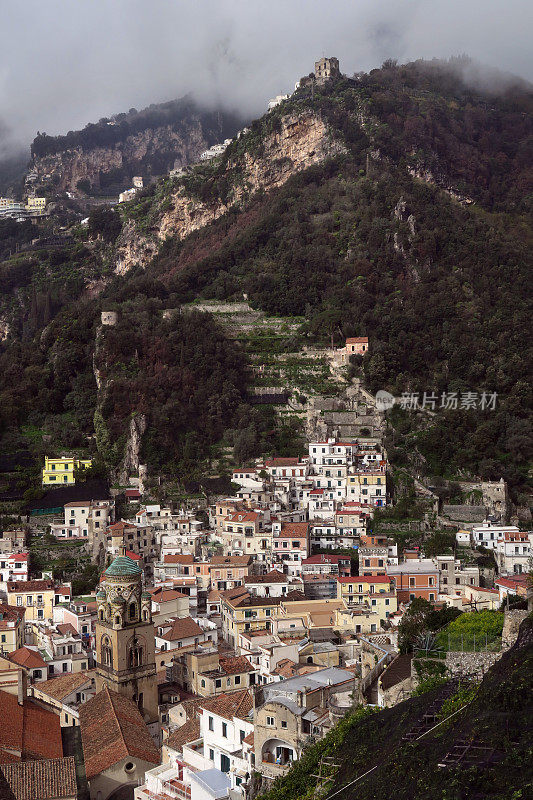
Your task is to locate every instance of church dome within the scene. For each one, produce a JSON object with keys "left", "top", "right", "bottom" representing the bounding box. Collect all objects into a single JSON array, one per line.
[
  {"left": 96, "top": 589, "right": 106, "bottom": 600},
  {"left": 104, "top": 554, "right": 142, "bottom": 578}
]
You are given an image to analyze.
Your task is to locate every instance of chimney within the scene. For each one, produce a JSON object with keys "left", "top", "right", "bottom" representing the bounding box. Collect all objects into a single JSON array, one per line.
[
  {"left": 296, "top": 689, "right": 303, "bottom": 707},
  {"left": 17, "top": 668, "right": 27, "bottom": 706}
]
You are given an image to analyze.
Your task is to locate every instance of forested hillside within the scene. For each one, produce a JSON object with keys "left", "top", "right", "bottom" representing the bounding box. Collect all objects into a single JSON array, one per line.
[{"left": 0, "top": 58, "right": 531, "bottom": 500}]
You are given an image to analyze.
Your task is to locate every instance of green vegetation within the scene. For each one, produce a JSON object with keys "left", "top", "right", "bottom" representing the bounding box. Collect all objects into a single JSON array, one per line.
[
  {"left": 437, "top": 684, "right": 478, "bottom": 722},
  {"left": 399, "top": 598, "right": 462, "bottom": 654},
  {"left": 256, "top": 614, "right": 533, "bottom": 800},
  {"left": 434, "top": 610, "right": 504, "bottom": 652}
]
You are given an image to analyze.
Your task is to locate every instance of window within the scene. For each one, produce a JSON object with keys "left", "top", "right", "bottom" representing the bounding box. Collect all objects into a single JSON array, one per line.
[
  {"left": 208, "top": 716, "right": 214, "bottom": 731},
  {"left": 222, "top": 722, "right": 227, "bottom": 738},
  {"left": 266, "top": 716, "right": 275, "bottom": 726},
  {"left": 16, "top": 596, "right": 22, "bottom": 606},
  {"left": 215, "top": 679, "right": 222, "bottom": 688},
  {"left": 128, "top": 642, "right": 143, "bottom": 668},
  {"left": 409, "top": 577, "right": 415, "bottom": 587},
  {"left": 281, "top": 720, "right": 287, "bottom": 728},
  {"left": 234, "top": 675, "right": 241, "bottom": 685},
  {"left": 201, "top": 679, "right": 206, "bottom": 688},
  {"left": 62, "top": 663, "right": 68, "bottom": 672},
  {"left": 102, "top": 636, "right": 113, "bottom": 667},
  {"left": 209, "top": 748, "right": 214, "bottom": 761}
]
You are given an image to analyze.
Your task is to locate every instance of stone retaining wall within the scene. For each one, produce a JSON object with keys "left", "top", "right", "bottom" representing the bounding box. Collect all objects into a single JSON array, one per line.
[{"left": 444, "top": 650, "right": 499, "bottom": 679}]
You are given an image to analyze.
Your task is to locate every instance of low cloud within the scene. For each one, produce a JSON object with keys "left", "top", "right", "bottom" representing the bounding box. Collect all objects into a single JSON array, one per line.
[{"left": 1, "top": 0, "right": 532, "bottom": 154}]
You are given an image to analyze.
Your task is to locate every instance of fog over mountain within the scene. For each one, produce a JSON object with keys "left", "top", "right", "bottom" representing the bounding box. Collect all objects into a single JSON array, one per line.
[{"left": 1, "top": 0, "right": 533, "bottom": 155}]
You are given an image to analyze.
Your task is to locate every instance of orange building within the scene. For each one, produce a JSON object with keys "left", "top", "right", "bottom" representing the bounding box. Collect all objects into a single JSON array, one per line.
[{"left": 387, "top": 561, "right": 439, "bottom": 603}]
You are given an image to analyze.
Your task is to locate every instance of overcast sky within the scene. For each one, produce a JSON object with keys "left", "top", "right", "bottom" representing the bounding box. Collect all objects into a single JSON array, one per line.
[{"left": 1, "top": 0, "right": 532, "bottom": 156}]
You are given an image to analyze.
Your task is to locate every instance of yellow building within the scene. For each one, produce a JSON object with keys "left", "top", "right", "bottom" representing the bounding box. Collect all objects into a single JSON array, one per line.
[
  {"left": 25, "top": 196, "right": 47, "bottom": 214},
  {"left": 346, "top": 470, "right": 387, "bottom": 507},
  {"left": 220, "top": 591, "right": 281, "bottom": 648},
  {"left": 0, "top": 602, "right": 25, "bottom": 653},
  {"left": 337, "top": 576, "right": 397, "bottom": 622},
  {"left": 42, "top": 456, "right": 92, "bottom": 486},
  {"left": 6, "top": 579, "right": 56, "bottom": 621}
]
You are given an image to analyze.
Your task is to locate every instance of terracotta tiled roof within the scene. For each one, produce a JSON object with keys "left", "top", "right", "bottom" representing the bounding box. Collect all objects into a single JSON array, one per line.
[
  {"left": 244, "top": 570, "right": 288, "bottom": 584},
  {"left": 1, "top": 757, "right": 77, "bottom": 799},
  {"left": 272, "top": 659, "right": 299, "bottom": 678},
  {"left": 160, "top": 617, "right": 205, "bottom": 642},
  {"left": 6, "top": 580, "right": 54, "bottom": 592},
  {"left": 242, "top": 732, "right": 254, "bottom": 746},
  {"left": 198, "top": 689, "right": 253, "bottom": 721},
  {"left": 107, "top": 521, "right": 130, "bottom": 531},
  {"left": 303, "top": 554, "right": 349, "bottom": 564},
  {"left": 0, "top": 604, "right": 25, "bottom": 624},
  {"left": 9, "top": 648, "right": 47, "bottom": 670},
  {"left": 163, "top": 554, "right": 194, "bottom": 564},
  {"left": 225, "top": 512, "right": 260, "bottom": 523},
  {"left": 0, "top": 690, "right": 63, "bottom": 763},
  {"left": 35, "top": 672, "right": 91, "bottom": 702},
  {"left": 150, "top": 587, "right": 187, "bottom": 602},
  {"left": 284, "top": 590, "right": 306, "bottom": 601},
  {"left": 275, "top": 522, "right": 309, "bottom": 538},
  {"left": 56, "top": 623, "right": 78, "bottom": 637},
  {"left": 346, "top": 337, "right": 368, "bottom": 343},
  {"left": 165, "top": 718, "right": 201, "bottom": 752},
  {"left": 219, "top": 586, "right": 249, "bottom": 601},
  {"left": 219, "top": 656, "right": 254, "bottom": 675},
  {"left": 79, "top": 686, "right": 159, "bottom": 780}
]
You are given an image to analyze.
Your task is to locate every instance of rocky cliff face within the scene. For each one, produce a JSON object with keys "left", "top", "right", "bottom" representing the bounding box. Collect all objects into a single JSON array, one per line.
[
  {"left": 159, "top": 111, "right": 346, "bottom": 241},
  {"left": 31, "top": 121, "right": 212, "bottom": 195},
  {"left": 115, "top": 110, "right": 346, "bottom": 273}
]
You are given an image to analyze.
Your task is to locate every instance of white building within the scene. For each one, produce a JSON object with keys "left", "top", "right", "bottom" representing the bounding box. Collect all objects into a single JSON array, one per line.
[
  {"left": 181, "top": 690, "right": 254, "bottom": 790},
  {"left": 268, "top": 94, "right": 289, "bottom": 111},
  {"left": 51, "top": 499, "right": 114, "bottom": 540},
  {"left": 471, "top": 522, "right": 520, "bottom": 551},
  {"left": 0, "top": 553, "right": 29, "bottom": 586},
  {"left": 494, "top": 531, "right": 531, "bottom": 575}
]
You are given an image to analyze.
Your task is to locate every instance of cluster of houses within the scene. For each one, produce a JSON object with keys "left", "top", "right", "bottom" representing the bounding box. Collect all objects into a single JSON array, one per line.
[
  {"left": 0, "top": 428, "right": 530, "bottom": 800},
  {"left": 0, "top": 195, "right": 47, "bottom": 220}
]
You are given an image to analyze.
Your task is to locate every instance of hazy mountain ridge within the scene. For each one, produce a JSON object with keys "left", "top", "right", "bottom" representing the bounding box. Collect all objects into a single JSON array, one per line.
[{"left": 27, "top": 96, "right": 247, "bottom": 197}]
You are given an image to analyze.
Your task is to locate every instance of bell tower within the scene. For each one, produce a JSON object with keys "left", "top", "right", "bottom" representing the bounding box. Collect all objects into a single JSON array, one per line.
[{"left": 95, "top": 549, "right": 159, "bottom": 738}]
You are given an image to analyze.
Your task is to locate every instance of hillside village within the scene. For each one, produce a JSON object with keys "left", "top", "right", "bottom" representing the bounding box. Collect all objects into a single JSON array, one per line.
[
  {"left": 0, "top": 54, "right": 531, "bottom": 800},
  {"left": 0, "top": 337, "right": 531, "bottom": 797}
]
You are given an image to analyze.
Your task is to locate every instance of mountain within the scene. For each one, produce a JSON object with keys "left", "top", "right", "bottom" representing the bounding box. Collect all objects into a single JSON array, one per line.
[
  {"left": 28, "top": 97, "right": 248, "bottom": 198},
  {"left": 256, "top": 615, "right": 533, "bottom": 800},
  {"left": 0, "top": 58, "right": 531, "bottom": 501}
]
